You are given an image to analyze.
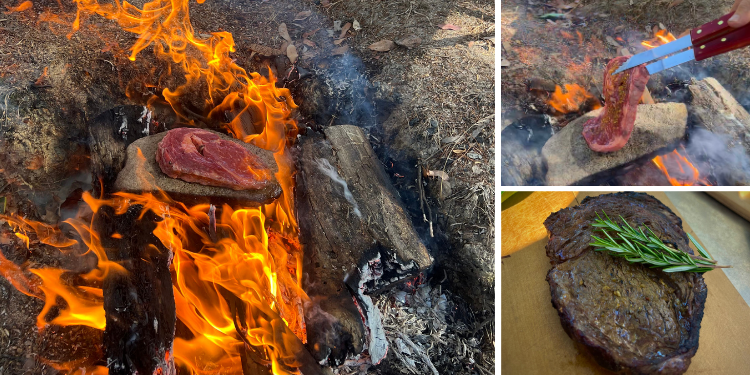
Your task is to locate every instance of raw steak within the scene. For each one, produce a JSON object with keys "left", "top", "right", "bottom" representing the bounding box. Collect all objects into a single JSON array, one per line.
[
  {"left": 545, "top": 193, "right": 706, "bottom": 374},
  {"left": 156, "top": 128, "right": 273, "bottom": 190},
  {"left": 582, "top": 56, "right": 650, "bottom": 153}
]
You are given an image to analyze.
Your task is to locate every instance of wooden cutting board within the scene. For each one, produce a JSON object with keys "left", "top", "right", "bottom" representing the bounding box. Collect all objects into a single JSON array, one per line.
[{"left": 501, "top": 192, "right": 750, "bottom": 374}]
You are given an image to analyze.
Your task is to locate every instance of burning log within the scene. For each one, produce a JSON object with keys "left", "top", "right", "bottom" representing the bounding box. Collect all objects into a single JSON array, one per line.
[
  {"left": 542, "top": 103, "right": 687, "bottom": 185},
  {"left": 296, "top": 125, "right": 432, "bottom": 365},
  {"left": 89, "top": 106, "right": 154, "bottom": 193},
  {"left": 114, "top": 129, "right": 281, "bottom": 206},
  {"left": 93, "top": 204, "right": 176, "bottom": 375}
]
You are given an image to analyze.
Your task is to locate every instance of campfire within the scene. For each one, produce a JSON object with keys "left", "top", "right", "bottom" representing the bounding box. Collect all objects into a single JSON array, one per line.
[
  {"left": 501, "top": 7, "right": 750, "bottom": 187},
  {"left": 0, "top": 0, "right": 467, "bottom": 374}
]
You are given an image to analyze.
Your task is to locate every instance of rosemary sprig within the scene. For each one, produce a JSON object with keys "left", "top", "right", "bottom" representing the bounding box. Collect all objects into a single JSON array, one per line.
[{"left": 589, "top": 212, "right": 730, "bottom": 273}]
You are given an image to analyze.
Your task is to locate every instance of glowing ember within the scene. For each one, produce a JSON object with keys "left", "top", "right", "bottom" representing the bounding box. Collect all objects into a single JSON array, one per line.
[
  {"left": 642, "top": 30, "right": 677, "bottom": 49},
  {"left": 651, "top": 149, "right": 712, "bottom": 186},
  {"left": 548, "top": 84, "right": 602, "bottom": 114}
]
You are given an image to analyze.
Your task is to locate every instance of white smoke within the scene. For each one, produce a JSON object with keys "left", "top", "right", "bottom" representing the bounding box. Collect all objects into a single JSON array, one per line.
[{"left": 316, "top": 158, "right": 362, "bottom": 218}]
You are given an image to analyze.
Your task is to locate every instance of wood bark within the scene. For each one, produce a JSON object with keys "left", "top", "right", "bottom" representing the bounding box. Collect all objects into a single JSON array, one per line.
[
  {"left": 296, "top": 125, "right": 432, "bottom": 364},
  {"left": 94, "top": 204, "right": 176, "bottom": 375}
]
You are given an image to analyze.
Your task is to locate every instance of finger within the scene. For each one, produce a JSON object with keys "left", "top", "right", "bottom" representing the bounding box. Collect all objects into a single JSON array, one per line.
[
  {"left": 729, "top": 0, "right": 750, "bottom": 27},
  {"left": 732, "top": 0, "right": 743, "bottom": 12}
]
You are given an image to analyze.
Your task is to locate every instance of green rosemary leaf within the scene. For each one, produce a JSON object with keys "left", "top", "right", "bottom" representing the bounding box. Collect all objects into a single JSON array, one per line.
[
  {"left": 590, "top": 211, "right": 730, "bottom": 273},
  {"left": 688, "top": 232, "right": 712, "bottom": 260}
]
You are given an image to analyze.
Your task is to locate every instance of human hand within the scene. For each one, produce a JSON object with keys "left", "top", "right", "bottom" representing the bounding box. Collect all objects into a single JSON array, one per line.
[{"left": 729, "top": 0, "right": 750, "bottom": 27}]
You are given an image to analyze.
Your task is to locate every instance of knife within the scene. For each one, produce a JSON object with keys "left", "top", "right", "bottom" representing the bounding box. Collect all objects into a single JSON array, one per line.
[{"left": 613, "top": 12, "right": 750, "bottom": 75}]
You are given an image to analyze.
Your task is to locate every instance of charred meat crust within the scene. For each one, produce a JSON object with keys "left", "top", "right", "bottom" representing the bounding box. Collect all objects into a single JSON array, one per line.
[{"left": 545, "top": 193, "right": 707, "bottom": 374}]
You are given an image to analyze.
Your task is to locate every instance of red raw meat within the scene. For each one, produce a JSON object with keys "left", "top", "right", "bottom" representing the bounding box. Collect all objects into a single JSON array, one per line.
[
  {"left": 582, "top": 56, "right": 650, "bottom": 152},
  {"left": 156, "top": 128, "right": 273, "bottom": 190}
]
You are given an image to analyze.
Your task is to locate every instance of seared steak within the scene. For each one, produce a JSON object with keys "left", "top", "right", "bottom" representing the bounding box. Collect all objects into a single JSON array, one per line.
[
  {"left": 545, "top": 193, "right": 707, "bottom": 374},
  {"left": 156, "top": 128, "right": 273, "bottom": 190},
  {"left": 582, "top": 56, "right": 650, "bottom": 153}
]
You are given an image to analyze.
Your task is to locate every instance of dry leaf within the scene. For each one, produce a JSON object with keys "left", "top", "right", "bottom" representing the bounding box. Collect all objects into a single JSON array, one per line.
[
  {"left": 332, "top": 45, "right": 349, "bottom": 55},
  {"left": 352, "top": 19, "right": 361, "bottom": 31},
  {"left": 501, "top": 58, "right": 510, "bottom": 67},
  {"left": 339, "top": 22, "right": 351, "bottom": 39},
  {"left": 395, "top": 35, "right": 422, "bottom": 49},
  {"left": 279, "top": 23, "right": 292, "bottom": 42},
  {"left": 302, "top": 28, "right": 320, "bottom": 39},
  {"left": 286, "top": 44, "right": 298, "bottom": 63},
  {"left": 294, "top": 10, "right": 312, "bottom": 21},
  {"left": 302, "top": 51, "right": 317, "bottom": 60},
  {"left": 280, "top": 41, "right": 289, "bottom": 52},
  {"left": 438, "top": 23, "right": 461, "bottom": 31},
  {"left": 369, "top": 40, "right": 396, "bottom": 51},
  {"left": 321, "top": 0, "right": 330, "bottom": 7},
  {"left": 659, "top": 22, "right": 666, "bottom": 30},
  {"left": 668, "top": 0, "right": 684, "bottom": 8},
  {"left": 303, "top": 39, "right": 316, "bottom": 47},
  {"left": 333, "top": 38, "right": 345, "bottom": 45},
  {"left": 614, "top": 25, "right": 625, "bottom": 33}
]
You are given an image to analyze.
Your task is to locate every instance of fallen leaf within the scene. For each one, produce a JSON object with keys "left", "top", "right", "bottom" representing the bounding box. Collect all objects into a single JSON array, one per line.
[
  {"left": 558, "top": 2, "right": 577, "bottom": 9},
  {"left": 333, "top": 38, "right": 345, "bottom": 45},
  {"left": 441, "top": 135, "right": 463, "bottom": 144},
  {"left": 605, "top": 35, "right": 621, "bottom": 48},
  {"left": 286, "top": 44, "right": 298, "bottom": 63},
  {"left": 339, "top": 22, "right": 351, "bottom": 38},
  {"left": 501, "top": 58, "right": 510, "bottom": 67},
  {"left": 302, "top": 51, "right": 317, "bottom": 60},
  {"left": 302, "top": 28, "right": 320, "bottom": 39},
  {"left": 438, "top": 23, "right": 462, "bottom": 30},
  {"left": 502, "top": 40, "right": 512, "bottom": 52},
  {"left": 668, "top": 0, "right": 684, "bottom": 8},
  {"left": 539, "top": 13, "right": 565, "bottom": 20},
  {"left": 321, "top": 0, "right": 330, "bottom": 7},
  {"left": 659, "top": 23, "right": 667, "bottom": 30},
  {"left": 303, "top": 39, "right": 316, "bottom": 47},
  {"left": 352, "top": 19, "right": 361, "bottom": 31},
  {"left": 280, "top": 41, "right": 289, "bottom": 52},
  {"left": 468, "top": 41, "right": 475, "bottom": 47},
  {"left": 369, "top": 40, "right": 396, "bottom": 51},
  {"left": 614, "top": 25, "right": 625, "bottom": 33},
  {"left": 332, "top": 45, "right": 349, "bottom": 55},
  {"left": 294, "top": 10, "right": 312, "bottom": 21},
  {"left": 452, "top": 149, "right": 467, "bottom": 154},
  {"left": 279, "top": 23, "right": 291, "bottom": 42},
  {"left": 395, "top": 34, "right": 422, "bottom": 49}
]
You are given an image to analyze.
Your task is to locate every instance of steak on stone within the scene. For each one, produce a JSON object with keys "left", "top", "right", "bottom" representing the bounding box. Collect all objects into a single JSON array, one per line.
[
  {"left": 545, "top": 193, "right": 707, "bottom": 374},
  {"left": 582, "top": 56, "right": 650, "bottom": 153},
  {"left": 156, "top": 128, "right": 273, "bottom": 190}
]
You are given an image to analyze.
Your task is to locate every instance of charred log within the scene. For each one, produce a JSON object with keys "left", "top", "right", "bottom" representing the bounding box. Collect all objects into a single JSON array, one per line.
[
  {"left": 94, "top": 204, "right": 176, "bottom": 375},
  {"left": 296, "top": 125, "right": 432, "bottom": 365}
]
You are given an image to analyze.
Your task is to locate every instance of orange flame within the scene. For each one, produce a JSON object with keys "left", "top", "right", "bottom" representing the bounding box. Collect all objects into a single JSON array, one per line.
[
  {"left": 0, "top": 0, "right": 306, "bottom": 373},
  {"left": 651, "top": 149, "right": 712, "bottom": 186},
  {"left": 548, "top": 84, "right": 602, "bottom": 114},
  {"left": 642, "top": 29, "right": 677, "bottom": 49},
  {"left": 3, "top": 1, "right": 32, "bottom": 14}
]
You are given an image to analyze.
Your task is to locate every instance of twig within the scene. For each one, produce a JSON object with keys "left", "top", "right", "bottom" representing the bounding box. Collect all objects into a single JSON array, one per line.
[{"left": 398, "top": 332, "right": 440, "bottom": 375}]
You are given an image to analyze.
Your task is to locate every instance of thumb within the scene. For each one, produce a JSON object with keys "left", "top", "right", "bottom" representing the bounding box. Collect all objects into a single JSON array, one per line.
[{"left": 729, "top": 0, "right": 750, "bottom": 28}]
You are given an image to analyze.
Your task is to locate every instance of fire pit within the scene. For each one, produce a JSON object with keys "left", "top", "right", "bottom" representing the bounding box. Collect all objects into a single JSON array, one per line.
[
  {"left": 501, "top": 0, "right": 750, "bottom": 186},
  {"left": 0, "top": 0, "right": 494, "bottom": 374}
]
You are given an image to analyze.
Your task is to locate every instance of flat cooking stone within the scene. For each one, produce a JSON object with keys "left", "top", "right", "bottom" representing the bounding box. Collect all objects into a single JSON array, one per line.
[
  {"left": 543, "top": 103, "right": 687, "bottom": 185},
  {"left": 114, "top": 130, "right": 281, "bottom": 206}
]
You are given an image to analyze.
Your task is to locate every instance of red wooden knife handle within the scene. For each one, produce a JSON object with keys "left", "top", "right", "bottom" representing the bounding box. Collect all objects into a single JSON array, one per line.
[
  {"left": 693, "top": 18, "right": 750, "bottom": 61},
  {"left": 690, "top": 12, "right": 736, "bottom": 46}
]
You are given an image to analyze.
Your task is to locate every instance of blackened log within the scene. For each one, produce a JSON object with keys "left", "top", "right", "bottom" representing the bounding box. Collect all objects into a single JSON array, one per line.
[
  {"left": 94, "top": 204, "right": 176, "bottom": 375},
  {"left": 88, "top": 105, "right": 153, "bottom": 195},
  {"left": 296, "top": 125, "right": 432, "bottom": 365}
]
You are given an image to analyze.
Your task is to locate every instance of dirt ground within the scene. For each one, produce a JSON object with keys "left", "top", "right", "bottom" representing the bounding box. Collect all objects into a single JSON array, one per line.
[{"left": 0, "top": 0, "right": 495, "bottom": 374}]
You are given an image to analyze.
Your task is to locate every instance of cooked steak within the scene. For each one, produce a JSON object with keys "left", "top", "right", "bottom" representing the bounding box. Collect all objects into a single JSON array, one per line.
[
  {"left": 582, "top": 56, "right": 650, "bottom": 153},
  {"left": 545, "top": 193, "right": 707, "bottom": 374},
  {"left": 156, "top": 128, "right": 274, "bottom": 190}
]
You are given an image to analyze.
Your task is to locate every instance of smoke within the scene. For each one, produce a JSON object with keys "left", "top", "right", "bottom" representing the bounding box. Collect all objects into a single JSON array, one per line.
[
  {"left": 685, "top": 128, "right": 750, "bottom": 185},
  {"left": 315, "top": 158, "right": 362, "bottom": 218}
]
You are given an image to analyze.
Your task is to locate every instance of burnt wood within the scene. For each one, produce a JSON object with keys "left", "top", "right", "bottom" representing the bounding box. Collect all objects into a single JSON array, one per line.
[
  {"left": 296, "top": 125, "right": 432, "bottom": 364},
  {"left": 88, "top": 105, "right": 153, "bottom": 195},
  {"left": 94, "top": 204, "right": 176, "bottom": 375}
]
